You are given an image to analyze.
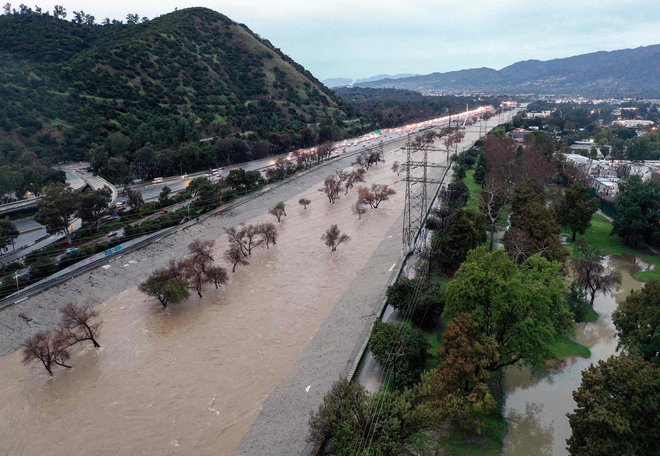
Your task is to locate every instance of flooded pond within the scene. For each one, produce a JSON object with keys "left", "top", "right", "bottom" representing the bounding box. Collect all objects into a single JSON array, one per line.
[{"left": 502, "top": 255, "right": 646, "bottom": 456}]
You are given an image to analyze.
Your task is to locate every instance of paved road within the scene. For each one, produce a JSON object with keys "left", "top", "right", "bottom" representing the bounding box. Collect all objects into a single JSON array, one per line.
[{"left": 120, "top": 106, "right": 496, "bottom": 203}]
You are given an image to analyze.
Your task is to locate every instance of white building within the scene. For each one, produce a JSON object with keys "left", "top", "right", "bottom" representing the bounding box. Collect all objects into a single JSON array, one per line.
[{"left": 612, "top": 120, "right": 654, "bottom": 128}]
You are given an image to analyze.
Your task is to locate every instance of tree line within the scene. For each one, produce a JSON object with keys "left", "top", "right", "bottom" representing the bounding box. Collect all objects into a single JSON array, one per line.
[
  {"left": 306, "top": 128, "right": 656, "bottom": 455},
  {"left": 2, "top": 3, "right": 149, "bottom": 25}
]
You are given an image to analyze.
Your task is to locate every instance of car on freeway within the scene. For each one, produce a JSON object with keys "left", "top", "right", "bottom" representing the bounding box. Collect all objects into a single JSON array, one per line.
[
  {"left": 158, "top": 210, "right": 168, "bottom": 215},
  {"left": 106, "top": 231, "right": 117, "bottom": 238}
]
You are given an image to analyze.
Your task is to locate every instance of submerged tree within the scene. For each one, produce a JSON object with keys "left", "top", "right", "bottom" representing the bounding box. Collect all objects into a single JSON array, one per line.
[
  {"left": 188, "top": 239, "right": 215, "bottom": 273},
  {"left": 205, "top": 265, "right": 228, "bottom": 289},
  {"left": 22, "top": 330, "right": 72, "bottom": 376},
  {"left": 572, "top": 240, "right": 620, "bottom": 307},
  {"left": 225, "top": 226, "right": 248, "bottom": 257},
  {"left": 339, "top": 167, "right": 366, "bottom": 194},
  {"left": 268, "top": 201, "right": 287, "bottom": 223},
  {"left": 138, "top": 262, "right": 190, "bottom": 308},
  {"left": 59, "top": 303, "right": 102, "bottom": 348},
  {"left": 258, "top": 222, "right": 278, "bottom": 248},
  {"left": 243, "top": 224, "right": 264, "bottom": 254},
  {"left": 357, "top": 184, "right": 396, "bottom": 209},
  {"left": 352, "top": 201, "right": 368, "bottom": 220},
  {"left": 224, "top": 244, "right": 249, "bottom": 273},
  {"left": 321, "top": 176, "right": 342, "bottom": 203},
  {"left": 321, "top": 225, "right": 350, "bottom": 252},
  {"left": 298, "top": 197, "right": 311, "bottom": 209}
]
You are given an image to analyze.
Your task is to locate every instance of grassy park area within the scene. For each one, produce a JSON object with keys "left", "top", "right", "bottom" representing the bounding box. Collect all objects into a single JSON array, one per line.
[{"left": 568, "top": 213, "right": 659, "bottom": 282}]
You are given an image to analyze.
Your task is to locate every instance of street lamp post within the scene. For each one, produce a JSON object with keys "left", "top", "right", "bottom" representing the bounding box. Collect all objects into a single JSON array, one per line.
[{"left": 14, "top": 270, "right": 19, "bottom": 293}]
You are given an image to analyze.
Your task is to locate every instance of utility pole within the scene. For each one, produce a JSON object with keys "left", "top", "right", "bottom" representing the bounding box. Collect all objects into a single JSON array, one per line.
[
  {"left": 402, "top": 133, "right": 445, "bottom": 252},
  {"left": 14, "top": 270, "right": 19, "bottom": 292}
]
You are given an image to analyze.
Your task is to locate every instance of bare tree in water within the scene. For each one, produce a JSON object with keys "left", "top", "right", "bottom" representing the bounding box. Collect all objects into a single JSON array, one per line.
[
  {"left": 59, "top": 303, "right": 102, "bottom": 348},
  {"left": 22, "top": 330, "right": 72, "bottom": 376},
  {"left": 138, "top": 260, "right": 190, "bottom": 308},
  {"left": 269, "top": 202, "right": 287, "bottom": 222},
  {"left": 244, "top": 224, "right": 264, "bottom": 254},
  {"left": 357, "top": 184, "right": 396, "bottom": 209},
  {"left": 391, "top": 161, "right": 401, "bottom": 176},
  {"left": 572, "top": 240, "right": 621, "bottom": 306},
  {"left": 180, "top": 257, "right": 207, "bottom": 298},
  {"left": 352, "top": 201, "right": 368, "bottom": 220},
  {"left": 258, "top": 222, "right": 278, "bottom": 248},
  {"left": 320, "top": 176, "right": 342, "bottom": 203},
  {"left": 341, "top": 167, "right": 366, "bottom": 194},
  {"left": 322, "top": 225, "right": 351, "bottom": 252},
  {"left": 298, "top": 198, "right": 311, "bottom": 209},
  {"left": 224, "top": 244, "right": 249, "bottom": 273},
  {"left": 205, "top": 266, "right": 228, "bottom": 289},
  {"left": 225, "top": 226, "right": 248, "bottom": 257},
  {"left": 188, "top": 239, "right": 215, "bottom": 273}
]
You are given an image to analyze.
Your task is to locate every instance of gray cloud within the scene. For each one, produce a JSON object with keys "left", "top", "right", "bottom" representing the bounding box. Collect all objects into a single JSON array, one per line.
[{"left": 29, "top": 1, "right": 660, "bottom": 78}]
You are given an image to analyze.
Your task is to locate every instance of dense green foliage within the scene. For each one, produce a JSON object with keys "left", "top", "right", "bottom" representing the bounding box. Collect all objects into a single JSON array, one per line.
[
  {"left": 612, "top": 175, "right": 659, "bottom": 248},
  {"left": 308, "top": 379, "right": 427, "bottom": 456},
  {"left": 612, "top": 280, "right": 660, "bottom": 365},
  {"left": 433, "top": 209, "right": 486, "bottom": 272},
  {"left": 594, "top": 128, "right": 660, "bottom": 160},
  {"left": 558, "top": 182, "right": 599, "bottom": 241},
  {"left": 369, "top": 320, "right": 429, "bottom": 391},
  {"left": 567, "top": 355, "right": 659, "bottom": 456},
  {"left": 0, "top": 217, "right": 19, "bottom": 250},
  {"left": 0, "top": 7, "right": 345, "bottom": 184},
  {"left": 421, "top": 314, "right": 499, "bottom": 431},
  {"left": 385, "top": 277, "right": 443, "bottom": 326},
  {"left": 504, "top": 181, "right": 567, "bottom": 263},
  {"left": 443, "top": 248, "right": 573, "bottom": 370}
]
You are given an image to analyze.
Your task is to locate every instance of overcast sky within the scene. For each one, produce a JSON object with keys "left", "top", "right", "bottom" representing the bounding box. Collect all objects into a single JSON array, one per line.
[{"left": 31, "top": 1, "right": 660, "bottom": 80}]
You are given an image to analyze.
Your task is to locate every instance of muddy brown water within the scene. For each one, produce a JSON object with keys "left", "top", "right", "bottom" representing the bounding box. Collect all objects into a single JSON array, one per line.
[
  {"left": 0, "top": 155, "right": 410, "bottom": 456},
  {"left": 502, "top": 255, "right": 646, "bottom": 456}
]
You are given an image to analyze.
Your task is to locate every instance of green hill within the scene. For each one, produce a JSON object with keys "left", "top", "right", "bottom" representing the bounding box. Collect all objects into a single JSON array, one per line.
[{"left": 0, "top": 7, "right": 346, "bottom": 185}]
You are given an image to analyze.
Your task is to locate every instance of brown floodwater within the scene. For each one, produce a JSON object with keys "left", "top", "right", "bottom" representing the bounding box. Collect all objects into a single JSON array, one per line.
[
  {"left": 0, "top": 154, "right": 409, "bottom": 456},
  {"left": 502, "top": 255, "right": 645, "bottom": 456}
]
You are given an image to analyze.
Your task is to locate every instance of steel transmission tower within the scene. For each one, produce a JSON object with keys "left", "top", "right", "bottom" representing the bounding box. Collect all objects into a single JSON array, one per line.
[{"left": 402, "top": 133, "right": 445, "bottom": 251}]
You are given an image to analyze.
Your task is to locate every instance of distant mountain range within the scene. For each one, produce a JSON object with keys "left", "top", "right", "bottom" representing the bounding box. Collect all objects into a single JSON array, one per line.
[
  {"left": 349, "top": 45, "right": 660, "bottom": 97},
  {"left": 323, "top": 74, "right": 417, "bottom": 88}
]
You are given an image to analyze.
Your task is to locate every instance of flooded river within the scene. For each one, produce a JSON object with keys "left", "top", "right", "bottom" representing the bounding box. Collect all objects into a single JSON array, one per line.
[
  {"left": 502, "top": 255, "right": 647, "bottom": 456},
  {"left": 0, "top": 155, "right": 408, "bottom": 456}
]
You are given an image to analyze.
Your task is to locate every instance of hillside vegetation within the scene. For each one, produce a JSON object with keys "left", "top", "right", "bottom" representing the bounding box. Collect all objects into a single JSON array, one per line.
[
  {"left": 355, "top": 45, "right": 660, "bottom": 97},
  {"left": 0, "top": 7, "right": 346, "bottom": 184}
]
